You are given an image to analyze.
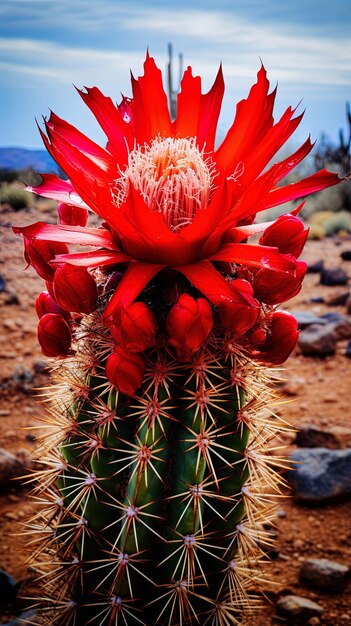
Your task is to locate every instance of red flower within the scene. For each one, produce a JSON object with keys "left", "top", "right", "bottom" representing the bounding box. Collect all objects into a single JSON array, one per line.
[
  {"left": 107, "top": 302, "right": 157, "bottom": 353},
  {"left": 253, "top": 311, "right": 299, "bottom": 365},
  {"left": 35, "top": 291, "right": 71, "bottom": 320},
  {"left": 37, "top": 313, "right": 72, "bottom": 357},
  {"left": 53, "top": 264, "right": 98, "bottom": 313},
  {"left": 13, "top": 53, "right": 345, "bottom": 365},
  {"left": 253, "top": 261, "right": 307, "bottom": 305},
  {"left": 258, "top": 211, "right": 308, "bottom": 258},
  {"left": 166, "top": 294, "right": 213, "bottom": 360},
  {"left": 105, "top": 347, "right": 146, "bottom": 396}
]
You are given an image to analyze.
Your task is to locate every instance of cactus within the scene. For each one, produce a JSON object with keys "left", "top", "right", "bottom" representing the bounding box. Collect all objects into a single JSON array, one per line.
[{"left": 14, "top": 54, "right": 345, "bottom": 625}]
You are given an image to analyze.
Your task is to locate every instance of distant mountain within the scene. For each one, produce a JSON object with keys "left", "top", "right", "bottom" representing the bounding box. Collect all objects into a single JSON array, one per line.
[{"left": 0, "top": 147, "right": 59, "bottom": 173}]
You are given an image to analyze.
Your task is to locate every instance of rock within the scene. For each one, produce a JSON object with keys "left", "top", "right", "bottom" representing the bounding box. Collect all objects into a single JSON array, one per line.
[
  {"left": 347, "top": 295, "right": 351, "bottom": 315},
  {"left": 0, "top": 274, "right": 6, "bottom": 292},
  {"left": 341, "top": 249, "right": 351, "bottom": 261},
  {"left": 4, "top": 292, "right": 20, "bottom": 306},
  {"left": 307, "top": 260, "right": 324, "bottom": 274},
  {"left": 310, "top": 296, "right": 325, "bottom": 303},
  {"left": 298, "top": 324, "right": 338, "bottom": 355},
  {"left": 276, "top": 595, "right": 324, "bottom": 620},
  {"left": 288, "top": 447, "right": 351, "bottom": 503},
  {"left": 326, "top": 291, "right": 350, "bottom": 306},
  {"left": 32, "top": 360, "right": 50, "bottom": 375},
  {"left": 11, "top": 366, "right": 34, "bottom": 385},
  {"left": 0, "top": 610, "right": 37, "bottom": 626},
  {"left": 0, "top": 448, "right": 25, "bottom": 489},
  {"left": 320, "top": 267, "right": 349, "bottom": 286},
  {"left": 320, "top": 313, "right": 351, "bottom": 339},
  {"left": 300, "top": 558, "right": 349, "bottom": 591},
  {"left": 295, "top": 424, "right": 351, "bottom": 449},
  {"left": 292, "top": 311, "right": 328, "bottom": 329},
  {"left": 347, "top": 340, "right": 351, "bottom": 358},
  {"left": 0, "top": 569, "right": 20, "bottom": 606}
]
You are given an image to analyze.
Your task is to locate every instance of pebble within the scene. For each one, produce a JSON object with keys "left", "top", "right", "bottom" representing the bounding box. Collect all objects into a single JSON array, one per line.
[
  {"left": 298, "top": 323, "right": 338, "bottom": 356},
  {"left": 0, "top": 448, "right": 26, "bottom": 489},
  {"left": 326, "top": 291, "right": 350, "bottom": 306},
  {"left": 295, "top": 424, "right": 351, "bottom": 449},
  {"left": 292, "top": 311, "right": 327, "bottom": 329},
  {"left": 289, "top": 447, "right": 351, "bottom": 503},
  {"left": 341, "top": 249, "right": 351, "bottom": 261},
  {"left": 276, "top": 595, "right": 324, "bottom": 620},
  {"left": 4, "top": 292, "right": 20, "bottom": 305},
  {"left": 300, "top": 558, "right": 349, "bottom": 591},
  {"left": 307, "top": 260, "right": 324, "bottom": 274},
  {"left": 0, "top": 409, "right": 11, "bottom": 417},
  {"left": 0, "top": 568, "right": 20, "bottom": 606},
  {"left": 320, "top": 267, "right": 349, "bottom": 286},
  {"left": 320, "top": 312, "right": 351, "bottom": 339}
]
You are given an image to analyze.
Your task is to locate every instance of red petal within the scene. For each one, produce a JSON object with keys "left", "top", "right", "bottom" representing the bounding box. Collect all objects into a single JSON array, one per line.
[
  {"left": 45, "top": 111, "right": 115, "bottom": 173},
  {"left": 197, "top": 65, "right": 224, "bottom": 152},
  {"left": 13, "top": 222, "right": 116, "bottom": 249},
  {"left": 176, "top": 260, "right": 244, "bottom": 306},
  {"left": 51, "top": 249, "right": 131, "bottom": 268},
  {"left": 131, "top": 53, "right": 172, "bottom": 143},
  {"left": 208, "top": 242, "right": 296, "bottom": 273},
  {"left": 103, "top": 262, "right": 163, "bottom": 320},
  {"left": 267, "top": 169, "right": 344, "bottom": 207},
  {"left": 26, "top": 174, "right": 89, "bottom": 209},
  {"left": 77, "top": 86, "right": 133, "bottom": 166},
  {"left": 175, "top": 67, "right": 202, "bottom": 138},
  {"left": 215, "top": 65, "right": 274, "bottom": 172}
]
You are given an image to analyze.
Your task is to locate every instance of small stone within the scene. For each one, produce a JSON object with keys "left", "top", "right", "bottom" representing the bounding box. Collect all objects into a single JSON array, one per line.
[
  {"left": 295, "top": 424, "right": 351, "bottom": 449},
  {"left": 0, "top": 448, "right": 25, "bottom": 489},
  {"left": 300, "top": 558, "right": 349, "bottom": 591},
  {"left": 341, "top": 249, "right": 351, "bottom": 261},
  {"left": 4, "top": 292, "right": 20, "bottom": 305},
  {"left": 298, "top": 324, "right": 338, "bottom": 356},
  {"left": 346, "top": 340, "right": 351, "bottom": 358},
  {"left": 310, "top": 296, "right": 325, "bottom": 303},
  {"left": 32, "top": 360, "right": 50, "bottom": 374},
  {"left": 0, "top": 568, "right": 20, "bottom": 606},
  {"left": 0, "top": 274, "right": 6, "bottom": 292},
  {"left": 0, "top": 409, "right": 11, "bottom": 417},
  {"left": 276, "top": 595, "right": 324, "bottom": 620},
  {"left": 308, "top": 618, "right": 321, "bottom": 625},
  {"left": 320, "top": 313, "right": 351, "bottom": 339},
  {"left": 288, "top": 447, "right": 351, "bottom": 503},
  {"left": 11, "top": 366, "right": 34, "bottom": 385},
  {"left": 307, "top": 260, "right": 324, "bottom": 273},
  {"left": 326, "top": 291, "right": 350, "bottom": 306},
  {"left": 341, "top": 614, "right": 351, "bottom": 620},
  {"left": 320, "top": 267, "right": 349, "bottom": 286},
  {"left": 292, "top": 311, "right": 327, "bottom": 329}
]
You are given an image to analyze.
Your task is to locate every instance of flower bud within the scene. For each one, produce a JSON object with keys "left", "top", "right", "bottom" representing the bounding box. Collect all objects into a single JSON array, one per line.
[
  {"left": 24, "top": 239, "right": 69, "bottom": 281},
  {"left": 219, "top": 279, "right": 260, "bottom": 336},
  {"left": 105, "top": 347, "right": 145, "bottom": 396},
  {"left": 166, "top": 294, "right": 213, "bottom": 360},
  {"left": 57, "top": 202, "right": 89, "bottom": 227},
  {"left": 35, "top": 291, "right": 71, "bottom": 320},
  {"left": 253, "top": 261, "right": 307, "bottom": 305},
  {"left": 53, "top": 264, "right": 98, "bottom": 313},
  {"left": 109, "top": 302, "right": 157, "bottom": 353},
  {"left": 37, "top": 313, "right": 72, "bottom": 357},
  {"left": 253, "top": 311, "right": 299, "bottom": 365},
  {"left": 259, "top": 214, "right": 308, "bottom": 258}
]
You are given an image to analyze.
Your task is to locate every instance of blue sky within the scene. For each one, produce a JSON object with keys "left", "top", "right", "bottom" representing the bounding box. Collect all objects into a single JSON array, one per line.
[{"left": 0, "top": 0, "right": 350, "bottom": 150}]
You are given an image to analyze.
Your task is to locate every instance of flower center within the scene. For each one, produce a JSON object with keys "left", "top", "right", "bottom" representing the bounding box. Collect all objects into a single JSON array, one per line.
[{"left": 114, "top": 137, "right": 215, "bottom": 231}]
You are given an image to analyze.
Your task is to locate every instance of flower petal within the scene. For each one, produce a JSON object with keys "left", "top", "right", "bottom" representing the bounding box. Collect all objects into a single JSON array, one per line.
[
  {"left": 13, "top": 222, "right": 116, "bottom": 249},
  {"left": 208, "top": 242, "right": 296, "bottom": 273},
  {"left": 51, "top": 249, "right": 132, "bottom": 268},
  {"left": 197, "top": 65, "right": 224, "bottom": 152},
  {"left": 268, "top": 169, "right": 344, "bottom": 207},
  {"left": 26, "top": 174, "right": 89, "bottom": 209},
  {"left": 103, "top": 261, "right": 163, "bottom": 320}
]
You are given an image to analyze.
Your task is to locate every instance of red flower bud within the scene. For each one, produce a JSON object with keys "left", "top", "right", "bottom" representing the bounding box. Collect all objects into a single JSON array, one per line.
[
  {"left": 108, "top": 302, "right": 157, "bottom": 353},
  {"left": 253, "top": 311, "right": 299, "bottom": 365},
  {"left": 219, "top": 279, "right": 260, "bottom": 336},
  {"left": 166, "top": 294, "right": 213, "bottom": 360},
  {"left": 53, "top": 264, "right": 98, "bottom": 313},
  {"left": 35, "top": 291, "right": 71, "bottom": 320},
  {"left": 105, "top": 347, "right": 145, "bottom": 396},
  {"left": 253, "top": 261, "right": 307, "bottom": 305},
  {"left": 37, "top": 313, "right": 72, "bottom": 357},
  {"left": 57, "top": 202, "right": 89, "bottom": 227},
  {"left": 24, "top": 239, "right": 69, "bottom": 281},
  {"left": 259, "top": 214, "right": 308, "bottom": 258}
]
